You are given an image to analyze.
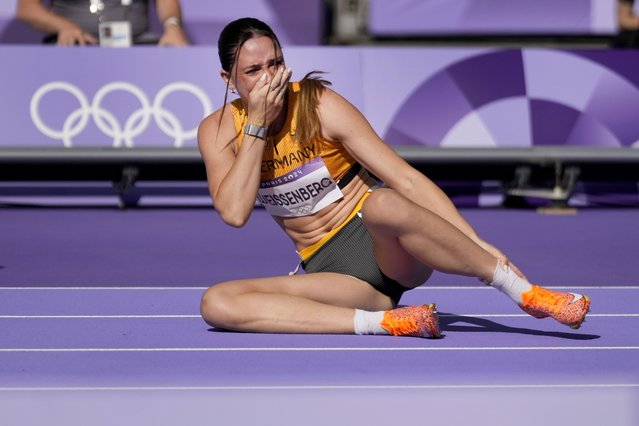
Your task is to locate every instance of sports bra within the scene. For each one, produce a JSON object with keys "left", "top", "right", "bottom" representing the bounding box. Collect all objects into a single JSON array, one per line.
[{"left": 231, "top": 81, "right": 358, "bottom": 217}]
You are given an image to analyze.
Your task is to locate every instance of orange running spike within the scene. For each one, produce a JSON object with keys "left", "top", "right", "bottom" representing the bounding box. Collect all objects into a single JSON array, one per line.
[
  {"left": 521, "top": 285, "right": 590, "bottom": 329},
  {"left": 380, "top": 304, "right": 441, "bottom": 338}
]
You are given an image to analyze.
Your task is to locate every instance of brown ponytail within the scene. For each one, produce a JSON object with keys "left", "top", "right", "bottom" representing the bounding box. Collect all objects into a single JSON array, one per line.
[{"left": 297, "top": 71, "right": 331, "bottom": 145}]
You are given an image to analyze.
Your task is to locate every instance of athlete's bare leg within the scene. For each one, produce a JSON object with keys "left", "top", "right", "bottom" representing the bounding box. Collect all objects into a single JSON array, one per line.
[
  {"left": 203, "top": 187, "right": 589, "bottom": 334},
  {"left": 202, "top": 189, "right": 500, "bottom": 334},
  {"left": 361, "top": 188, "right": 498, "bottom": 287},
  {"left": 200, "top": 272, "right": 394, "bottom": 333}
]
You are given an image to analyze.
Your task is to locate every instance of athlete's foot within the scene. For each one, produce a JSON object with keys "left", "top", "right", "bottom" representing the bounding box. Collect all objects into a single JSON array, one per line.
[
  {"left": 520, "top": 285, "right": 590, "bottom": 329},
  {"left": 380, "top": 304, "right": 441, "bottom": 338}
]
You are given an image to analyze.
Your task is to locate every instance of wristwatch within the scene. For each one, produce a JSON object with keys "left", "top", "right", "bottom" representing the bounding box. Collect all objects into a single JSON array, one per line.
[{"left": 244, "top": 123, "right": 267, "bottom": 139}]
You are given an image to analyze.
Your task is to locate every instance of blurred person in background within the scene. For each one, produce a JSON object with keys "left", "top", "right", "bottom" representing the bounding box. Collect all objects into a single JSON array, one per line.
[
  {"left": 613, "top": 0, "right": 639, "bottom": 47},
  {"left": 16, "top": 0, "right": 189, "bottom": 46}
]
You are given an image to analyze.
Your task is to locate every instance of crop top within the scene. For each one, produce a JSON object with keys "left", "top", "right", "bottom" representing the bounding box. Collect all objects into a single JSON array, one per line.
[{"left": 231, "top": 81, "right": 358, "bottom": 217}]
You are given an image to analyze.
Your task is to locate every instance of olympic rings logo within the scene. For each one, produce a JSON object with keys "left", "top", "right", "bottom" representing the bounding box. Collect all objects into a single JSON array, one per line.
[{"left": 30, "top": 81, "right": 213, "bottom": 148}]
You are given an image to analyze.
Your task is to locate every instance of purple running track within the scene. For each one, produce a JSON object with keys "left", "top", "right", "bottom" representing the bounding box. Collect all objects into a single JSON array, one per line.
[
  {"left": 0, "top": 207, "right": 638, "bottom": 426},
  {"left": 1, "top": 207, "right": 639, "bottom": 287}
]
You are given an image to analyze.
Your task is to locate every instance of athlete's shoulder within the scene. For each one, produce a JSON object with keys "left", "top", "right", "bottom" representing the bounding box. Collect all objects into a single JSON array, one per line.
[
  {"left": 201, "top": 99, "right": 241, "bottom": 129},
  {"left": 317, "top": 86, "right": 360, "bottom": 120},
  {"left": 198, "top": 103, "right": 239, "bottom": 150}
]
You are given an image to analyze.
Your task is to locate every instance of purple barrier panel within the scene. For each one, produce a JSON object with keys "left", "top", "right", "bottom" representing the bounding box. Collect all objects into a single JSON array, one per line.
[
  {"left": 2, "top": 46, "right": 639, "bottom": 149},
  {"left": 368, "top": 0, "right": 617, "bottom": 36},
  {"left": 361, "top": 48, "right": 639, "bottom": 147},
  {"left": 0, "top": 47, "right": 218, "bottom": 148},
  {"left": 0, "top": 46, "right": 362, "bottom": 148}
]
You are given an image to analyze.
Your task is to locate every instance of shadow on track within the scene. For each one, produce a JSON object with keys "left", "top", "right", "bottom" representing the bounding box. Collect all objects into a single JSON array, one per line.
[{"left": 438, "top": 312, "right": 600, "bottom": 340}]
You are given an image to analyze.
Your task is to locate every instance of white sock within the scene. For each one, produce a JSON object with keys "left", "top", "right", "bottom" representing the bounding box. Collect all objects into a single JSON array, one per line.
[
  {"left": 353, "top": 309, "right": 388, "bottom": 335},
  {"left": 488, "top": 261, "right": 533, "bottom": 305}
]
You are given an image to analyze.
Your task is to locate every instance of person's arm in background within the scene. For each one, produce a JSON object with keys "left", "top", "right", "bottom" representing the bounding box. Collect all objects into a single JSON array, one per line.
[
  {"left": 618, "top": 0, "right": 639, "bottom": 30},
  {"left": 155, "top": 0, "right": 189, "bottom": 46},
  {"left": 16, "top": 0, "right": 97, "bottom": 45}
]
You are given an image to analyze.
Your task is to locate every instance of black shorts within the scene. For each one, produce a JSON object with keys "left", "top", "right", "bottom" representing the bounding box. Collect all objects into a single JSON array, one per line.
[{"left": 301, "top": 212, "right": 407, "bottom": 305}]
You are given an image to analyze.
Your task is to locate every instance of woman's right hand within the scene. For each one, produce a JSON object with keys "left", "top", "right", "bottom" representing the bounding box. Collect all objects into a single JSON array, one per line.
[
  {"left": 246, "top": 67, "right": 292, "bottom": 128},
  {"left": 57, "top": 23, "right": 97, "bottom": 46},
  {"left": 475, "top": 238, "right": 527, "bottom": 281}
]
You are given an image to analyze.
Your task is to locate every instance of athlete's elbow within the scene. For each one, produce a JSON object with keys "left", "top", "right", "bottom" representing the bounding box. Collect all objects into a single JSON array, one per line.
[
  {"left": 212, "top": 198, "right": 251, "bottom": 227},
  {"left": 211, "top": 190, "right": 255, "bottom": 226},
  {"left": 218, "top": 208, "right": 250, "bottom": 228},
  {"left": 223, "top": 215, "right": 249, "bottom": 228}
]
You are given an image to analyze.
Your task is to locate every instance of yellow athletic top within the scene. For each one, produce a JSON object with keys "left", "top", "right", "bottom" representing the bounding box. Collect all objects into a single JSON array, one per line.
[{"left": 231, "top": 80, "right": 358, "bottom": 218}]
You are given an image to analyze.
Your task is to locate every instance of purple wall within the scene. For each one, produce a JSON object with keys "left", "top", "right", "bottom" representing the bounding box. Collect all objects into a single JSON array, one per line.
[
  {"left": 1, "top": 46, "right": 638, "bottom": 149},
  {"left": 368, "top": 0, "right": 617, "bottom": 36}
]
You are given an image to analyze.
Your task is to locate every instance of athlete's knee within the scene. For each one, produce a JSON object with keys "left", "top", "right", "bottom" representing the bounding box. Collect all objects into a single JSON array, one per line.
[
  {"left": 200, "top": 282, "right": 240, "bottom": 329},
  {"left": 361, "top": 188, "right": 404, "bottom": 226}
]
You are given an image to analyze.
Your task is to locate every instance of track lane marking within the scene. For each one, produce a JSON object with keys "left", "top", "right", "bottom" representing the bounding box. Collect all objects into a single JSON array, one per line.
[
  {"left": 1, "top": 286, "right": 638, "bottom": 291},
  {"left": 1, "top": 313, "right": 638, "bottom": 319},
  {"left": 1, "top": 346, "right": 638, "bottom": 352},
  {"left": 0, "top": 383, "right": 638, "bottom": 392}
]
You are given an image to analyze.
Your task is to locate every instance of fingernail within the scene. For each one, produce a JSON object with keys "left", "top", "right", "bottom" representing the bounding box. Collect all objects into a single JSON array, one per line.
[
  {"left": 260, "top": 73, "right": 267, "bottom": 81},
  {"left": 279, "top": 67, "right": 284, "bottom": 74}
]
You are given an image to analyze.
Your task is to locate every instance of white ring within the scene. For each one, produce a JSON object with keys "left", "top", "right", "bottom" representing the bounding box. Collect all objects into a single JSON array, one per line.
[
  {"left": 30, "top": 82, "right": 90, "bottom": 148},
  {"left": 153, "top": 82, "right": 212, "bottom": 148},
  {"left": 30, "top": 81, "right": 213, "bottom": 147},
  {"left": 93, "top": 82, "right": 151, "bottom": 148}
]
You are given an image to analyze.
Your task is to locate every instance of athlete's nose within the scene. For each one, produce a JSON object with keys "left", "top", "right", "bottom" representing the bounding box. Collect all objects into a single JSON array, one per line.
[{"left": 265, "top": 67, "right": 277, "bottom": 82}]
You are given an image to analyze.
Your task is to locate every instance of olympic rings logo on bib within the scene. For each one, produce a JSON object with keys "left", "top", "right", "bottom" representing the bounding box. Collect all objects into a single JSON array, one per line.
[{"left": 30, "top": 81, "right": 213, "bottom": 148}]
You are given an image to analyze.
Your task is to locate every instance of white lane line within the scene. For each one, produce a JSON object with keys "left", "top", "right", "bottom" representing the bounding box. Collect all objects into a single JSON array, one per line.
[
  {"left": 0, "top": 287, "right": 206, "bottom": 290},
  {"left": 0, "top": 315, "right": 200, "bottom": 319},
  {"left": 1, "top": 313, "right": 638, "bottom": 319},
  {"left": 415, "top": 286, "right": 639, "bottom": 290},
  {"left": 440, "top": 313, "right": 639, "bottom": 317},
  {"left": 0, "top": 383, "right": 637, "bottom": 392},
  {"left": 1, "top": 286, "right": 638, "bottom": 291},
  {"left": 1, "top": 346, "right": 638, "bottom": 353}
]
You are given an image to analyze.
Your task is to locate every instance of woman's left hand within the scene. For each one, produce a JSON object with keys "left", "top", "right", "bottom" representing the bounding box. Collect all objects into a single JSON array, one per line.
[{"left": 475, "top": 238, "right": 527, "bottom": 281}]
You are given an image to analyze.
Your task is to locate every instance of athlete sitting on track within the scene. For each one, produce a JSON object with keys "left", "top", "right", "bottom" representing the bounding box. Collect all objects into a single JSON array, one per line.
[{"left": 198, "top": 18, "right": 590, "bottom": 338}]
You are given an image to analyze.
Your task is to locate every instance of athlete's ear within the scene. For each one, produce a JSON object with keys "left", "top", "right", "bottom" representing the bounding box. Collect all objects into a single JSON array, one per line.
[{"left": 220, "top": 70, "right": 235, "bottom": 92}]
